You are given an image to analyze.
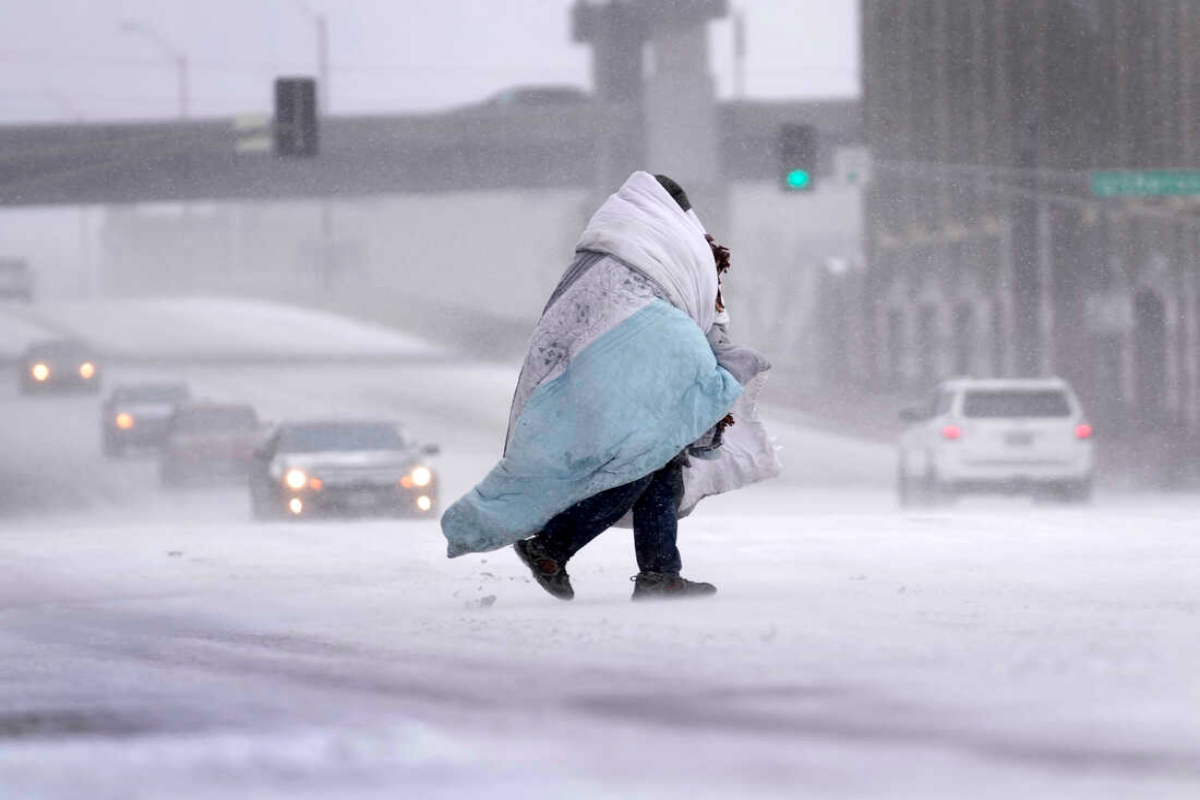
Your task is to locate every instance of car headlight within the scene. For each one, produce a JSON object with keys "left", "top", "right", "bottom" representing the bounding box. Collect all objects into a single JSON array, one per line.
[
  {"left": 116, "top": 412, "right": 134, "bottom": 430},
  {"left": 31, "top": 363, "right": 49, "bottom": 381},
  {"left": 411, "top": 466, "right": 432, "bottom": 487},
  {"left": 79, "top": 362, "right": 95, "bottom": 379},
  {"left": 284, "top": 469, "right": 308, "bottom": 490}
]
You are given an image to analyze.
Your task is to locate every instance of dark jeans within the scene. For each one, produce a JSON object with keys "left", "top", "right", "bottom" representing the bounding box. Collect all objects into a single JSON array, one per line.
[{"left": 534, "top": 458, "right": 685, "bottom": 574}]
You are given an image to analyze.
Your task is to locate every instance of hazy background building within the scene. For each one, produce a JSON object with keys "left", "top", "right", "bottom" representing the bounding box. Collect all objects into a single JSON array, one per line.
[
  {"left": 2, "top": 1, "right": 866, "bottom": 392},
  {"left": 861, "top": 0, "right": 1200, "bottom": 475}
]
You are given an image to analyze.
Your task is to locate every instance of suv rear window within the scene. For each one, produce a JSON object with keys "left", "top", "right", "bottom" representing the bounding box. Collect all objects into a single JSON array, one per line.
[
  {"left": 116, "top": 385, "right": 190, "bottom": 403},
  {"left": 963, "top": 390, "right": 1071, "bottom": 418},
  {"left": 173, "top": 407, "right": 258, "bottom": 433}
]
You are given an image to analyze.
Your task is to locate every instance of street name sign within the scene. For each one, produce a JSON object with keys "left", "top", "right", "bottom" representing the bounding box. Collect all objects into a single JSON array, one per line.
[{"left": 1091, "top": 170, "right": 1200, "bottom": 197}]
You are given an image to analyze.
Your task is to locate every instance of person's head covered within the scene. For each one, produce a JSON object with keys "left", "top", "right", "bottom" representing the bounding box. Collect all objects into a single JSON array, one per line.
[
  {"left": 654, "top": 174, "right": 692, "bottom": 212},
  {"left": 576, "top": 172, "right": 718, "bottom": 332}
]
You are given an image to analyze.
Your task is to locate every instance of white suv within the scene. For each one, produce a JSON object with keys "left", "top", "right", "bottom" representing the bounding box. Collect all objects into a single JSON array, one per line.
[{"left": 898, "top": 377, "right": 1094, "bottom": 504}]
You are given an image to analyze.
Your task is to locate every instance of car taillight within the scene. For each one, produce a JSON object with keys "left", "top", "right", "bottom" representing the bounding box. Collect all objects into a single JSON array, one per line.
[
  {"left": 941, "top": 425, "right": 962, "bottom": 440},
  {"left": 1075, "top": 423, "right": 1093, "bottom": 439}
]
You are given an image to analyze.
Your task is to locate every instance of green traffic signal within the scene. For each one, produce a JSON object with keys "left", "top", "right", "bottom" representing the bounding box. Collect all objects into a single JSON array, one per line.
[
  {"left": 779, "top": 124, "right": 817, "bottom": 191},
  {"left": 785, "top": 169, "right": 811, "bottom": 190}
]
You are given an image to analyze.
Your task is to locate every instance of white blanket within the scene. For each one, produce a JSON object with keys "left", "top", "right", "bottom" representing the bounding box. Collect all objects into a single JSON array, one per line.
[{"left": 576, "top": 172, "right": 720, "bottom": 335}]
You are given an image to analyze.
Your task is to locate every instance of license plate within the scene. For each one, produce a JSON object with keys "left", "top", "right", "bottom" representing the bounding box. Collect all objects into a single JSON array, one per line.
[
  {"left": 348, "top": 491, "right": 378, "bottom": 508},
  {"left": 1005, "top": 432, "right": 1034, "bottom": 446}
]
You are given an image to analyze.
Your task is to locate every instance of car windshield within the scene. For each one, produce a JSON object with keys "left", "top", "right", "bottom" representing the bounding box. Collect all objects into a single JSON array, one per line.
[
  {"left": 173, "top": 407, "right": 258, "bottom": 433},
  {"left": 28, "top": 342, "right": 90, "bottom": 360},
  {"left": 962, "top": 390, "right": 1072, "bottom": 418},
  {"left": 490, "top": 87, "right": 588, "bottom": 105},
  {"left": 116, "top": 385, "right": 189, "bottom": 403},
  {"left": 278, "top": 423, "right": 409, "bottom": 453}
]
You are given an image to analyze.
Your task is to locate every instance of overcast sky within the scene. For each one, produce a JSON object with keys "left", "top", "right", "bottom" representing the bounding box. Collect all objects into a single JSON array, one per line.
[{"left": 0, "top": 1, "right": 858, "bottom": 124}]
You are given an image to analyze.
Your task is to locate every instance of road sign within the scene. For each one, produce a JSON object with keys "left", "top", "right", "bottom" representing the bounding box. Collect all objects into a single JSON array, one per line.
[
  {"left": 1090, "top": 170, "right": 1200, "bottom": 197},
  {"left": 232, "top": 114, "right": 271, "bottom": 154},
  {"left": 834, "top": 146, "right": 871, "bottom": 186}
]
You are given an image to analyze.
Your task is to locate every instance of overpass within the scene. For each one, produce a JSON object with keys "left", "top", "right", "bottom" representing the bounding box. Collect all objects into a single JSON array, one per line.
[{"left": 0, "top": 99, "right": 860, "bottom": 207}]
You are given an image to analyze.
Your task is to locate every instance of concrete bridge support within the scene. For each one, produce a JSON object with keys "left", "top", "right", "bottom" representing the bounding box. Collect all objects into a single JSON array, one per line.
[{"left": 573, "top": 1, "right": 729, "bottom": 232}]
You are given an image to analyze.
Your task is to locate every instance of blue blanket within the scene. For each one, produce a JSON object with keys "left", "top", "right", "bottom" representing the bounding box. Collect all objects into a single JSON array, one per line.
[{"left": 441, "top": 299, "right": 741, "bottom": 557}]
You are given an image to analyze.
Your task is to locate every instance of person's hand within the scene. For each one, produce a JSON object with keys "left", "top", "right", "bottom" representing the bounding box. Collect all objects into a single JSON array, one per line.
[
  {"left": 706, "top": 235, "right": 731, "bottom": 313},
  {"left": 705, "top": 234, "right": 731, "bottom": 274}
]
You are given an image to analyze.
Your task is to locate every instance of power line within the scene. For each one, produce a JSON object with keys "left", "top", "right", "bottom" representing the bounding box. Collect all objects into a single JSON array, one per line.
[
  {"left": 875, "top": 158, "right": 1093, "bottom": 183},
  {"left": 874, "top": 159, "right": 1200, "bottom": 230},
  {"left": 0, "top": 50, "right": 571, "bottom": 75},
  {"left": 1, "top": 89, "right": 263, "bottom": 105},
  {"left": 0, "top": 50, "right": 270, "bottom": 71}
]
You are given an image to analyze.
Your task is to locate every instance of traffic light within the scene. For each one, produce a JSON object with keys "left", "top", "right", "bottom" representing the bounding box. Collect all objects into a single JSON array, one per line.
[
  {"left": 274, "top": 77, "right": 318, "bottom": 157},
  {"left": 779, "top": 123, "right": 817, "bottom": 192}
]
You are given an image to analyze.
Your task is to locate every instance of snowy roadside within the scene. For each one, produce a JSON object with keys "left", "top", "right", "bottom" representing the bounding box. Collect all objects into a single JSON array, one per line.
[
  {"left": 1, "top": 496, "right": 1199, "bottom": 799},
  {"left": 2, "top": 301, "right": 1198, "bottom": 799},
  {"left": 0, "top": 297, "right": 448, "bottom": 363}
]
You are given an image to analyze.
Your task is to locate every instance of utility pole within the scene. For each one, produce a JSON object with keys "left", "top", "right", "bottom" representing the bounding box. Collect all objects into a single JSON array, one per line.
[
  {"left": 290, "top": 1, "right": 335, "bottom": 289},
  {"left": 1009, "top": 121, "right": 1046, "bottom": 377},
  {"left": 43, "top": 90, "right": 82, "bottom": 122},
  {"left": 78, "top": 204, "right": 93, "bottom": 298},
  {"left": 315, "top": 12, "right": 331, "bottom": 289},
  {"left": 44, "top": 89, "right": 93, "bottom": 297},
  {"left": 292, "top": 0, "right": 330, "bottom": 113},
  {"left": 316, "top": 13, "right": 329, "bottom": 114},
  {"left": 177, "top": 53, "right": 189, "bottom": 119},
  {"left": 119, "top": 21, "right": 189, "bottom": 118},
  {"left": 733, "top": 9, "right": 746, "bottom": 99}
]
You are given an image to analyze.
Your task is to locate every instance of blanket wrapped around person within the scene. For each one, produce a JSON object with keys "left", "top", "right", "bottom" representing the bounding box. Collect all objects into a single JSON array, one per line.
[{"left": 441, "top": 171, "right": 780, "bottom": 558}]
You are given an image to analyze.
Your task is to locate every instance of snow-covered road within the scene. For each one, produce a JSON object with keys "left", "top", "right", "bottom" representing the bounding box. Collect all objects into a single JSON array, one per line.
[{"left": 1, "top": 303, "right": 1197, "bottom": 799}]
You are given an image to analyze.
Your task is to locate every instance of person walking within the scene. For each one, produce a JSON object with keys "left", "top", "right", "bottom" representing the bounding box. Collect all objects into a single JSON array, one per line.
[{"left": 440, "top": 172, "right": 779, "bottom": 600}]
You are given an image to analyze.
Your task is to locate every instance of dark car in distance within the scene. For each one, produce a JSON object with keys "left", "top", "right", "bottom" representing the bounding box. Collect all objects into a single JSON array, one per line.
[
  {"left": 484, "top": 85, "right": 590, "bottom": 107},
  {"left": 19, "top": 340, "right": 100, "bottom": 394},
  {"left": 102, "top": 382, "right": 191, "bottom": 456},
  {"left": 160, "top": 402, "right": 261, "bottom": 486},
  {"left": 249, "top": 420, "right": 439, "bottom": 520},
  {"left": 0, "top": 258, "right": 33, "bottom": 302}
]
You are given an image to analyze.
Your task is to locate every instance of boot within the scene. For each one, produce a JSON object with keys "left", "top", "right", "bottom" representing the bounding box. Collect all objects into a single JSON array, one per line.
[
  {"left": 514, "top": 538, "right": 574, "bottom": 601},
  {"left": 631, "top": 571, "right": 717, "bottom": 601}
]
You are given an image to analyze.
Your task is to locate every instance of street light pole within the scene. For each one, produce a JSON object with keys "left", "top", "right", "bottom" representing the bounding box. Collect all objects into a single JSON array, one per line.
[
  {"left": 316, "top": 13, "right": 329, "bottom": 115},
  {"left": 291, "top": 1, "right": 335, "bottom": 290},
  {"left": 292, "top": 0, "right": 329, "bottom": 114},
  {"left": 733, "top": 9, "right": 746, "bottom": 100},
  {"left": 119, "top": 21, "right": 189, "bottom": 119},
  {"left": 176, "top": 54, "right": 189, "bottom": 119},
  {"left": 44, "top": 90, "right": 93, "bottom": 297},
  {"left": 43, "top": 90, "right": 82, "bottom": 122}
]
